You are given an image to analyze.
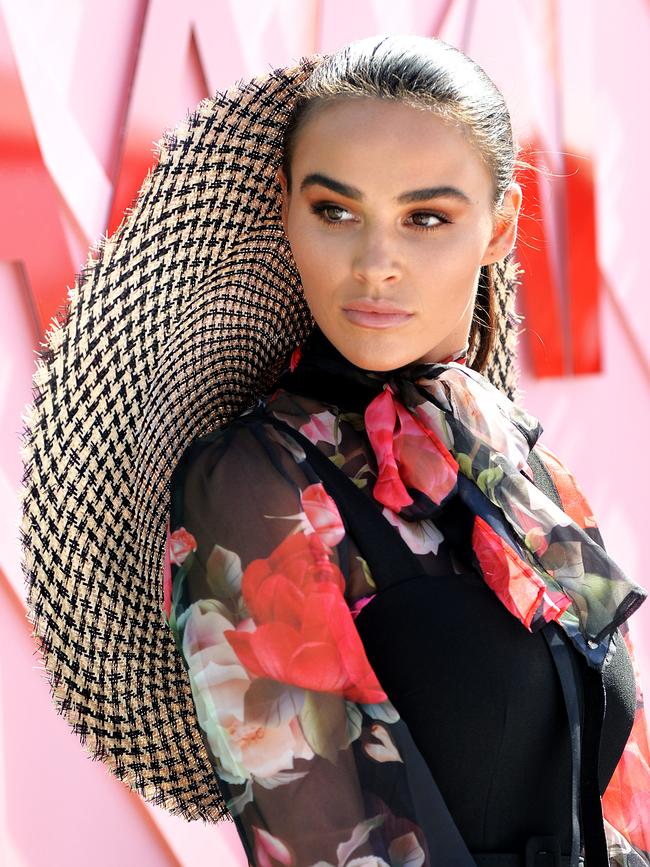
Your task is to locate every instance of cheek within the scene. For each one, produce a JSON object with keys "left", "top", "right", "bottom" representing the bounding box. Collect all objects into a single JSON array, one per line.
[
  {"left": 414, "top": 244, "right": 479, "bottom": 317},
  {"left": 411, "top": 238, "right": 485, "bottom": 309},
  {"left": 416, "top": 229, "right": 485, "bottom": 271},
  {"left": 289, "top": 229, "right": 350, "bottom": 301},
  {"left": 288, "top": 213, "right": 335, "bottom": 261},
  {"left": 286, "top": 239, "right": 334, "bottom": 318},
  {"left": 292, "top": 237, "right": 332, "bottom": 276}
]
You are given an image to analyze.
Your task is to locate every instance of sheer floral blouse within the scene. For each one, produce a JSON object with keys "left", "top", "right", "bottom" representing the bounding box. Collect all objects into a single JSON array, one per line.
[{"left": 164, "top": 325, "right": 650, "bottom": 866}]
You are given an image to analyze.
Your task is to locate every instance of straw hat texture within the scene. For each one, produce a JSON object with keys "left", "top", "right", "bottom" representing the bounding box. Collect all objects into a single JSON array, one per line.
[{"left": 18, "top": 53, "right": 525, "bottom": 822}]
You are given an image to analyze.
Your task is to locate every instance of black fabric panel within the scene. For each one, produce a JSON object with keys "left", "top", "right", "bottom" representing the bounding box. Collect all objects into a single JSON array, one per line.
[{"left": 354, "top": 570, "right": 574, "bottom": 851}]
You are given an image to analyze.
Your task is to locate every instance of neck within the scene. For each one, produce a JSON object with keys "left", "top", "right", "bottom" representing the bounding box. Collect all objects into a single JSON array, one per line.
[
  {"left": 305, "top": 326, "right": 468, "bottom": 373},
  {"left": 275, "top": 325, "right": 469, "bottom": 412}
]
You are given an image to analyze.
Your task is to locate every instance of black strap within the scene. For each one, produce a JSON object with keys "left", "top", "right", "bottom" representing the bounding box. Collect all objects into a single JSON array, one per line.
[
  {"left": 539, "top": 631, "right": 608, "bottom": 867},
  {"left": 541, "top": 624, "right": 582, "bottom": 866},
  {"left": 579, "top": 662, "right": 609, "bottom": 865}
]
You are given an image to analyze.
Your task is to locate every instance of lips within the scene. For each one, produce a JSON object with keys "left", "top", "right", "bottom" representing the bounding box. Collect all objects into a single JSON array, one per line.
[
  {"left": 343, "top": 299, "right": 412, "bottom": 315},
  {"left": 342, "top": 299, "right": 414, "bottom": 329}
]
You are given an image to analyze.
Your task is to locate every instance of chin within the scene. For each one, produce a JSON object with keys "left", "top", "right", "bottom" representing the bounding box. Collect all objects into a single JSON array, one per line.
[
  {"left": 317, "top": 319, "right": 431, "bottom": 371},
  {"left": 336, "top": 342, "right": 419, "bottom": 373}
]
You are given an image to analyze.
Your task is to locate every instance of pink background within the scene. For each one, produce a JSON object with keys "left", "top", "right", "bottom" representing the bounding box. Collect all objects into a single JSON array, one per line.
[{"left": 1, "top": 1, "right": 649, "bottom": 864}]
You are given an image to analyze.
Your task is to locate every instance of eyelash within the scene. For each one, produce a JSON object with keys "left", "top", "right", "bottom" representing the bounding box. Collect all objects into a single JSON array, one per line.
[{"left": 310, "top": 203, "right": 451, "bottom": 232}]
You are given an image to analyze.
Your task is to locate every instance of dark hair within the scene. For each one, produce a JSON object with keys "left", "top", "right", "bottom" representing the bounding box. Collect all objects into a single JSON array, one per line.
[{"left": 281, "top": 34, "right": 525, "bottom": 373}]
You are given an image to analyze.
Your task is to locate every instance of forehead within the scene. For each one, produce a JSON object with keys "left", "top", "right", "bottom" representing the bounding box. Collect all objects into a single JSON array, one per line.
[{"left": 290, "top": 97, "right": 492, "bottom": 197}]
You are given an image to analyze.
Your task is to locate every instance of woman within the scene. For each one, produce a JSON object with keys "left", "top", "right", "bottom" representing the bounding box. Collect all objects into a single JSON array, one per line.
[
  {"left": 19, "top": 32, "right": 649, "bottom": 867},
  {"left": 164, "top": 35, "right": 649, "bottom": 866}
]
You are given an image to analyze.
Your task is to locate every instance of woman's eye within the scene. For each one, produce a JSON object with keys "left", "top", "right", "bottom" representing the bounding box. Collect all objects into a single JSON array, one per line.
[
  {"left": 310, "top": 204, "right": 449, "bottom": 231},
  {"left": 311, "top": 204, "right": 354, "bottom": 225},
  {"left": 410, "top": 211, "right": 449, "bottom": 230}
]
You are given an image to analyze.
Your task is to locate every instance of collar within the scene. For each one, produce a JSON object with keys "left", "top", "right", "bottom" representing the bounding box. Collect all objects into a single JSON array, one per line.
[{"left": 275, "top": 325, "right": 470, "bottom": 411}]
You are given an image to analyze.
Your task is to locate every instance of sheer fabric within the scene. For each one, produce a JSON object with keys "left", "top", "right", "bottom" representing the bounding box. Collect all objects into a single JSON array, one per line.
[{"left": 164, "top": 329, "right": 650, "bottom": 865}]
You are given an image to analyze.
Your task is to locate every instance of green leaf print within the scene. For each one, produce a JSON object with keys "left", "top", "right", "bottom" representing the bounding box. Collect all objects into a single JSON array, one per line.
[
  {"left": 206, "top": 543, "right": 243, "bottom": 599},
  {"left": 335, "top": 814, "right": 387, "bottom": 866},
  {"left": 361, "top": 699, "right": 401, "bottom": 723},
  {"left": 338, "top": 411, "right": 366, "bottom": 431},
  {"left": 557, "top": 572, "right": 617, "bottom": 636},
  {"left": 344, "top": 700, "right": 363, "bottom": 744},
  {"left": 456, "top": 452, "right": 473, "bottom": 478},
  {"left": 226, "top": 779, "right": 254, "bottom": 817},
  {"left": 356, "top": 556, "right": 376, "bottom": 590},
  {"left": 299, "top": 690, "right": 353, "bottom": 762},
  {"left": 243, "top": 678, "right": 306, "bottom": 727},
  {"left": 476, "top": 464, "right": 504, "bottom": 497},
  {"left": 171, "top": 550, "right": 195, "bottom": 610}
]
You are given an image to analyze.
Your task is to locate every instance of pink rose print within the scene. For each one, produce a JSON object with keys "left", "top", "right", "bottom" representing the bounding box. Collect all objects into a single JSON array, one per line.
[
  {"left": 163, "top": 521, "right": 197, "bottom": 619},
  {"left": 300, "top": 410, "right": 342, "bottom": 448},
  {"left": 169, "top": 526, "right": 197, "bottom": 565},
  {"left": 472, "top": 515, "right": 571, "bottom": 630},
  {"left": 183, "top": 600, "right": 314, "bottom": 783},
  {"left": 361, "top": 724, "right": 404, "bottom": 763},
  {"left": 602, "top": 739, "right": 650, "bottom": 847},
  {"left": 253, "top": 825, "right": 295, "bottom": 867},
  {"left": 364, "top": 387, "right": 457, "bottom": 512},
  {"left": 349, "top": 594, "right": 376, "bottom": 621},
  {"left": 224, "top": 531, "right": 387, "bottom": 704},
  {"left": 301, "top": 483, "right": 346, "bottom": 547}
]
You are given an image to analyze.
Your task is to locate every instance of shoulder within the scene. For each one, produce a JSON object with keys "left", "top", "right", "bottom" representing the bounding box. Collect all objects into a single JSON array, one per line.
[
  {"left": 529, "top": 441, "right": 599, "bottom": 532},
  {"left": 169, "top": 400, "right": 316, "bottom": 515}
]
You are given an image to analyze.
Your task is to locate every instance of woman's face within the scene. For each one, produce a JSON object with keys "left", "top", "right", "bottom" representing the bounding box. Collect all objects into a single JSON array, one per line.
[{"left": 277, "top": 97, "right": 522, "bottom": 371}]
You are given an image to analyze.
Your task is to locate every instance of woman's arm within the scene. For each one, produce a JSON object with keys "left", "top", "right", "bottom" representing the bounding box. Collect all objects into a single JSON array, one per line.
[
  {"left": 163, "top": 417, "right": 437, "bottom": 867},
  {"left": 533, "top": 442, "right": 650, "bottom": 859}
]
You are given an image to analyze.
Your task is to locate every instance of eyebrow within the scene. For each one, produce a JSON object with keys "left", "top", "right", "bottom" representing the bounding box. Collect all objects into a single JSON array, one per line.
[{"left": 299, "top": 172, "right": 473, "bottom": 205}]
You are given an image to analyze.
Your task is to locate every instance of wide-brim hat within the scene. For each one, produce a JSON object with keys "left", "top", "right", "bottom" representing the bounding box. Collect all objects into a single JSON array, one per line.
[{"left": 19, "top": 52, "right": 525, "bottom": 823}]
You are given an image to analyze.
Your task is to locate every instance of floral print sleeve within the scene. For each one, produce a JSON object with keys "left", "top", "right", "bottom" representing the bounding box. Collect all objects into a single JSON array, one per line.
[{"left": 163, "top": 415, "right": 445, "bottom": 867}]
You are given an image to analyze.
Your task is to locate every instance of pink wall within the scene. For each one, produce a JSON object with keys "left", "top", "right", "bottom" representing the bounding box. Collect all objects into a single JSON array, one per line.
[{"left": 2, "top": 1, "right": 648, "bottom": 864}]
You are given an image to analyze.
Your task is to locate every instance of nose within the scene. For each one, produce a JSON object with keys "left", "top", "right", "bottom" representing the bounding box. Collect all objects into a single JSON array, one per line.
[{"left": 352, "top": 225, "right": 401, "bottom": 287}]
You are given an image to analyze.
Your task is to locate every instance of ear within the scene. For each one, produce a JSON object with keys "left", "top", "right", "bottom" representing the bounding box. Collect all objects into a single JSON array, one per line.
[
  {"left": 276, "top": 167, "right": 290, "bottom": 233},
  {"left": 481, "top": 182, "right": 522, "bottom": 266}
]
